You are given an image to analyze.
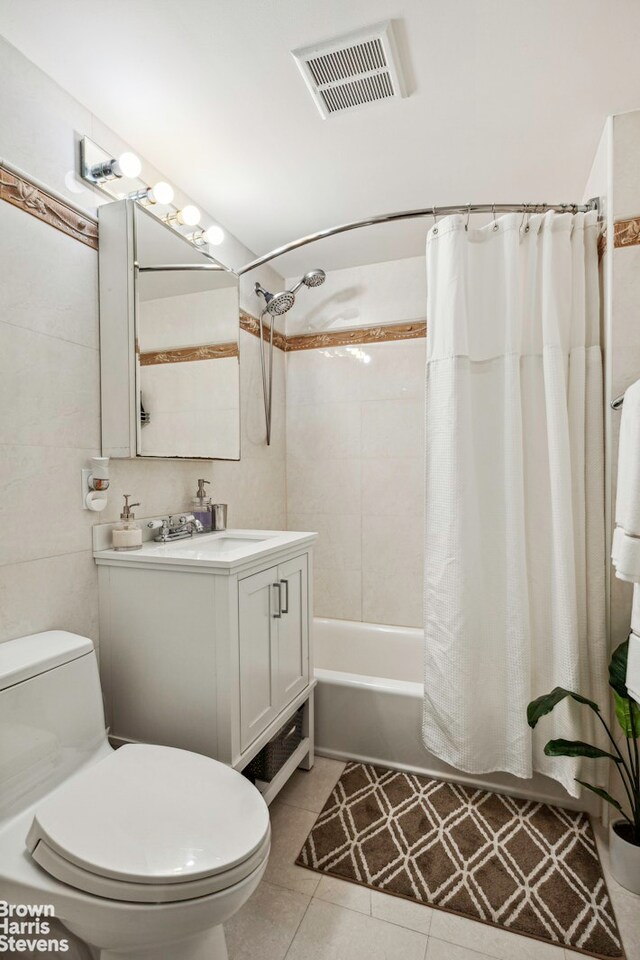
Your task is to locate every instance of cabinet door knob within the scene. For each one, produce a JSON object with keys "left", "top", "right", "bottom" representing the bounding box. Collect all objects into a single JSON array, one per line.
[
  {"left": 272, "top": 582, "right": 282, "bottom": 618},
  {"left": 280, "top": 579, "right": 289, "bottom": 614}
]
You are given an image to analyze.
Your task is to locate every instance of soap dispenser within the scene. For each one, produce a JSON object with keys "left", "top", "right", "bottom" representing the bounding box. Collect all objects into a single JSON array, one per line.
[
  {"left": 112, "top": 495, "right": 142, "bottom": 551},
  {"left": 192, "top": 479, "right": 213, "bottom": 532}
]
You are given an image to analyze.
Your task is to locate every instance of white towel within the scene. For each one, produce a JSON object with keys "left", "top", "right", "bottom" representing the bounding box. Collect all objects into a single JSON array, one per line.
[
  {"left": 627, "top": 632, "right": 640, "bottom": 704},
  {"left": 631, "top": 588, "right": 640, "bottom": 635},
  {"left": 612, "top": 529, "right": 640, "bottom": 581},
  {"left": 613, "top": 379, "right": 640, "bottom": 580}
]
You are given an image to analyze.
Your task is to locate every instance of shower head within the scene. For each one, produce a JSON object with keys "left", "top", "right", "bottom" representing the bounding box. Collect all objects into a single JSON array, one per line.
[
  {"left": 255, "top": 268, "right": 325, "bottom": 317},
  {"left": 301, "top": 268, "right": 326, "bottom": 288},
  {"left": 290, "top": 268, "right": 326, "bottom": 295},
  {"left": 267, "top": 290, "right": 295, "bottom": 316},
  {"left": 254, "top": 284, "right": 296, "bottom": 317}
]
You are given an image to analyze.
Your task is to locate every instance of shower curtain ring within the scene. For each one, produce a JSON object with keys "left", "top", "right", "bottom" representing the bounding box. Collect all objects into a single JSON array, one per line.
[
  {"left": 465, "top": 204, "right": 471, "bottom": 231},
  {"left": 492, "top": 203, "right": 498, "bottom": 231},
  {"left": 521, "top": 204, "right": 530, "bottom": 233},
  {"left": 432, "top": 206, "right": 438, "bottom": 235}
]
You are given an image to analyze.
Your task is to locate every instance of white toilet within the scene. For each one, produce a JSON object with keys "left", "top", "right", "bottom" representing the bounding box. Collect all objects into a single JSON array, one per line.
[{"left": 0, "top": 631, "right": 271, "bottom": 960}]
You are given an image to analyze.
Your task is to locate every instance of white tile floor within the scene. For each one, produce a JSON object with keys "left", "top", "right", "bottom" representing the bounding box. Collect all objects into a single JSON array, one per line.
[{"left": 224, "top": 757, "right": 639, "bottom": 960}]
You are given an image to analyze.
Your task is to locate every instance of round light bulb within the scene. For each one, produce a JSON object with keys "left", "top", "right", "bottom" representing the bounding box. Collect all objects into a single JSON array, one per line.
[
  {"left": 205, "top": 224, "right": 225, "bottom": 245},
  {"left": 149, "top": 181, "right": 174, "bottom": 205},
  {"left": 116, "top": 152, "right": 142, "bottom": 179},
  {"left": 180, "top": 204, "right": 201, "bottom": 226}
]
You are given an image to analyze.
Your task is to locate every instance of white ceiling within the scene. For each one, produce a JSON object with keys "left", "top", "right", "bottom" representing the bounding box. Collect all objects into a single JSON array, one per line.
[{"left": 1, "top": 1, "right": 639, "bottom": 274}]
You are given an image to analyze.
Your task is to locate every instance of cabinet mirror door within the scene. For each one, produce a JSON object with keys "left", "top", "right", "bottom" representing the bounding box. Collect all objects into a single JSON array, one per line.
[
  {"left": 135, "top": 205, "right": 240, "bottom": 459},
  {"left": 98, "top": 199, "right": 241, "bottom": 460}
]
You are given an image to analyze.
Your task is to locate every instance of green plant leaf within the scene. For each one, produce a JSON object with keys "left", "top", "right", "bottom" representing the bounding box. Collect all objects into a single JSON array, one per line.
[
  {"left": 544, "top": 739, "right": 622, "bottom": 761},
  {"left": 612, "top": 689, "right": 640, "bottom": 739},
  {"left": 609, "top": 640, "right": 631, "bottom": 698},
  {"left": 575, "top": 779, "right": 625, "bottom": 816},
  {"left": 527, "top": 687, "right": 600, "bottom": 728},
  {"left": 609, "top": 639, "right": 629, "bottom": 697}
]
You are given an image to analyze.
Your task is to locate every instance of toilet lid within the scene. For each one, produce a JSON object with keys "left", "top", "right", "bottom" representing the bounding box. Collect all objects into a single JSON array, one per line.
[{"left": 26, "top": 744, "right": 270, "bottom": 887}]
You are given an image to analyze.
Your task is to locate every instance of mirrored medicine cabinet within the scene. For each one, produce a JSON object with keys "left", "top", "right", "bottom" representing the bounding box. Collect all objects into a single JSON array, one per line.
[{"left": 98, "top": 200, "right": 240, "bottom": 460}]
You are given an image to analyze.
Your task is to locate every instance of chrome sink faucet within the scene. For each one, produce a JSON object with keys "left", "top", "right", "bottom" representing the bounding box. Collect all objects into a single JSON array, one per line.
[{"left": 147, "top": 514, "right": 204, "bottom": 543}]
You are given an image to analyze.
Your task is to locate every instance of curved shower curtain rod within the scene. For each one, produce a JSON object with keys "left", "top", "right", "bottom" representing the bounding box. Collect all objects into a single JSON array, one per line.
[{"left": 235, "top": 199, "right": 600, "bottom": 276}]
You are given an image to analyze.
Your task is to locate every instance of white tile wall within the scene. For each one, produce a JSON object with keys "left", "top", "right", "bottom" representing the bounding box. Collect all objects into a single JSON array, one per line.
[
  {"left": 612, "top": 110, "right": 640, "bottom": 219},
  {"left": 0, "top": 39, "right": 287, "bottom": 645},
  {"left": 0, "top": 209, "right": 287, "bottom": 645},
  {"left": 286, "top": 337, "right": 426, "bottom": 628},
  {"left": 0, "top": 200, "right": 102, "bottom": 643},
  {"left": 608, "top": 242, "right": 640, "bottom": 649},
  {"left": 606, "top": 113, "right": 640, "bottom": 654}
]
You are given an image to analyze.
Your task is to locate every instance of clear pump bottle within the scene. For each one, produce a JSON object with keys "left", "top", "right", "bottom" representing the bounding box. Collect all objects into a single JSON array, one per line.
[
  {"left": 192, "top": 479, "right": 213, "bottom": 532},
  {"left": 112, "top": 495, "right": 142, "bottom": 551}
]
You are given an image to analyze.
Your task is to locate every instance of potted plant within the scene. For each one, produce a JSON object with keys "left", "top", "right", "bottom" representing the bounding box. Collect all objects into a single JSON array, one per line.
[{"left": 527, "top": 638, "right": 640, "bottom": 894}]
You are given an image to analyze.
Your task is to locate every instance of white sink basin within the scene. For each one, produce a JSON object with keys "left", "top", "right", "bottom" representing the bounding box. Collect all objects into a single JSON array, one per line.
[
  {"left": 94, "top": 529, "right": 317, "bottom": 571},
  {"left": 199, "top": 536, "right": 268, "bottom": 552},
  {"left": 170, "top": 533, "right": 270, "bottom": 553}
]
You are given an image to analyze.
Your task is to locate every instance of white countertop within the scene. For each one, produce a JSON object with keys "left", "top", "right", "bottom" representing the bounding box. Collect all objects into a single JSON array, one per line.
[{"left": 93, "top": 529, "right": 317, "bottom": 570}]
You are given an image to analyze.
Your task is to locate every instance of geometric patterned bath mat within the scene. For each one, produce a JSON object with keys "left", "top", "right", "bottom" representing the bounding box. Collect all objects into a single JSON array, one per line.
[{"left": 296, "top": 763, "right": 624, "bottom": 959}]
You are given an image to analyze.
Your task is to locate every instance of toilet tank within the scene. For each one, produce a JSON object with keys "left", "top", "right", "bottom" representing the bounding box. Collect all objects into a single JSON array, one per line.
[{"left": 0, "top": 632, "right": 109, "bottom": 820}]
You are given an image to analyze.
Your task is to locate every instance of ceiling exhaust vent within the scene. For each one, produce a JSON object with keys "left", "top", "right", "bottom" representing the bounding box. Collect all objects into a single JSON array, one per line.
[{"left": 292, "top": 20, "right": 407, "bottom": 120}]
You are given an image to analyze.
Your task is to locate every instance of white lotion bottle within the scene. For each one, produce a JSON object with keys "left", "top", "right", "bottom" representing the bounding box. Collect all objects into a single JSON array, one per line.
[{"left": 112, "top": 495, "right": 142, "bottom": 551}]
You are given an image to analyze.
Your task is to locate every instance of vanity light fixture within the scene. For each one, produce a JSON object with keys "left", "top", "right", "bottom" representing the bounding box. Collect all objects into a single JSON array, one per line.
[
  {"left": 128, "top": 181, "right": 175, "bottom": 205},
  {"left": 88, "top": 150, "right": 142, "bottom": 183},
  {"left": 164, "top": 204, "right": 201, "bottom": 227},
  {"left": 80, "top": 136, "right": 217, "bottom": 252},
  {"left": 190, "top": 224, "right": 225, "bottom": 246}
]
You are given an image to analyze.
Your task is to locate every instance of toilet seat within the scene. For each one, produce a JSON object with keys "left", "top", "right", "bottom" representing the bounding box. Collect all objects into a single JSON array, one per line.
[{"left": 26, "top": 743, "right": 270, "bottom": 903}]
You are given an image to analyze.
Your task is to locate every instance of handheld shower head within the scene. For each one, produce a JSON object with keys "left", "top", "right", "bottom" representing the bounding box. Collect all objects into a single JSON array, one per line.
[
  {"left": 266, "top": 290, "right": 296, "bottom": 316},
  {"left": 254, "top": 266, "right": 325, "bottom": 445},
  {"left": 254, "top": 283, "right": 296, "bottom": 317}
]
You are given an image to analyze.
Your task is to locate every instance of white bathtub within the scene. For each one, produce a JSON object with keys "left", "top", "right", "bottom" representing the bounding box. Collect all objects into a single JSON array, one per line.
[{"left": 314, "top": 617, "right": 593, "bottom": 811}]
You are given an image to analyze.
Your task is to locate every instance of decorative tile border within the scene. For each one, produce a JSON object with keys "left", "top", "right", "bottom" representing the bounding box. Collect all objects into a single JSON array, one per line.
[
  {"left": 240, "top": 311, "right": 426, "bottom": 352},
  {"left": 285, "top": 320, "right": 427, "bottom": 352},
  {"left": 599, "top": 215, "right": 640, "bottom": 256},
  {"left": 239, "top": 310, "right": 288, "bottom": 351},
  {"left": 0, "top": 163, "right": 98, "bottom": 249},
  {"left": 614, "top": 217, "right": 640, "bottom": 248},
  {"left": 140, "top": 342, "right": 239, "bottom": 365}
]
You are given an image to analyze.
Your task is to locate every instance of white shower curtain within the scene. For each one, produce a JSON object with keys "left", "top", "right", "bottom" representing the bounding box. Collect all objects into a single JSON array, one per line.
[{"left": 422, "top": 211, "right": 607, "bottom": 796}]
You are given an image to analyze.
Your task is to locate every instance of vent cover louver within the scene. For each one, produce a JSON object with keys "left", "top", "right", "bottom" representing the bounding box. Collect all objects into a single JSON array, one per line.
[{"left": 292, "top": 21, "right": 407, "bottom": 119}]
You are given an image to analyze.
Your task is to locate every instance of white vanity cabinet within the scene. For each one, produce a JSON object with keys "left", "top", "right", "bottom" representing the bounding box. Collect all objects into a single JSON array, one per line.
[{"left": 94, "top": 529, "right": 316, "bottom": 803}]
